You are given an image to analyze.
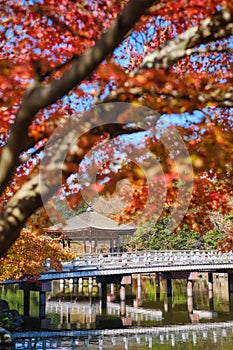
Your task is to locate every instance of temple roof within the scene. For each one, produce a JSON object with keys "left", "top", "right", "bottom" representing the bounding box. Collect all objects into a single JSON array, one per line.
[{"left": 46, "top": 209, "right": 136, "bottom": 233}]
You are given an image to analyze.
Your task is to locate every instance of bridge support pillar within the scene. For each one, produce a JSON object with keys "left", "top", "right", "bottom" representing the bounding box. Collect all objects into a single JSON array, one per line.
[
  {"left": 39, "top": 291, "right": 46, "bottom": 319},
  {"left": 187, "top": 280, "right": 193, "bottom": 297},
  {"left": 100, "top": 283, "right": 107, "bottom": 313},
  {"left": 208, "top": 272, "right": 213, "bottom": 291},
  {"left": 208, "top": 272, "right": 213, "bottom": 299},
  {"left": 23, "top": 290, "right": 30, "bottom": 317},
  {"left": 137, "top": 274, "right": 142, "bottom": 287},
  {"left": 120, "top": 283, "right": 126, "bottom": 316},
  {"left": 229, "top": 293, "right": 233, "bottom": 312},
  {"left": 88, "top": 277, "right": 93, "bottom": 294},
  {"left": 20, "top": 282, "right": 51, "bottom": 318},
  {"left": 78, "top": 278, "right": 83, "bottom": 293},
  {"left": 161, "top": 272, "right": 172, "bottom": 297},
  {"left": 156, "top": 272, "right": 160, "bottom": 299},
  {"left": 134, "top": 274, "right": 142, "bottom": 307},
  {"left": 120, "top": 284, "right": 126, "bottom": 301},
  {"left": 59, "top": 279, "right": 65, "bottom": 291},
  {"left": 166, "top": 278, "right": 172, "bottom": 297},
  {"left": 69, "top": 279, "right": 74, "bottom": 292},
  {"left": 228, "top": 272, "right": 233, "bottom": 294},
  {"left": 120, "top": 300, "right": 126, "bottom": 316},
  {"left": 110, "top": 283, "right": 115, "bottom": 295},
  {"left": 187, "top": 296, "right": 193, "bottom": 313}
]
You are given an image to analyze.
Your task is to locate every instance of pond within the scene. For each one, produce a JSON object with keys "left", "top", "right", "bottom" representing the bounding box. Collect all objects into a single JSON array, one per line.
[{"left": 1, "top": 273, "right": 233, "bottom": 349}]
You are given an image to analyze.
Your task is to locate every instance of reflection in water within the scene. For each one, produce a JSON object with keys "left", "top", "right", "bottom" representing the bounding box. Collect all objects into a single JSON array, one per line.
[
  {"left": 1, "top": 273, "right": 233, "bottom": 349},
  {"left": 11, "top": 322, "right": 233, "bottom": 349}
]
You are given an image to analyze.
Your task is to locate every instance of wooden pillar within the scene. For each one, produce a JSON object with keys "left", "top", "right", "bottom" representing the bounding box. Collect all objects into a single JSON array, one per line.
[
  {"left": 120, "top": 285, "right": 126, "bottom": 316},
  {"left": 78, "top": 278, "right": 83, "bottom": 293},
  {"left": 133, "top": 275, "right": 142, "bottom": 307},
  {"left": 69, "top": 279, "right": 74, "bottom": 292},
  {"left": 120, "top": 300, "right": 126, "bottom": 316},
  {"left": 23, "top": 290, "right": 30, "bottom": 316},
  {"left": 209, "top": 295, "right": 214, "bottom": 311},
  {"left": 208, "top": 272, "right": 213, "bottom": 299},
  {"left": 228, "top": 272, "right": 233, "bottom": 311},
  {"left": 187, "top": 279, "right": 193, "bottom": 297},
  {"left": 88, "top": 277, "right": 93, "bottom": 294},
  {"left": 228, "top": 272, "right": 233, "bottom": 294},
  {"left": 229, "top": 293, "right": 233, "bottom": 312},
  {"left": 166, "top": 278, "right": 172, "bottom": 297},
  {"left": 101, "top": 283, "right": 107, "bottom": 313},
  {"left": 117, "top": 237, "right": 121, "bottom": 252},
  {"left": 83, "top": 239, "right": 86, "bottom": 253},
  {"left": 110, "top": 283, "right": 115, "bottom": 295},
  {"left": 137, "top": 273, "right": 142, "bottom": 287},
  {"left": 89, "top": 239, "right": 92, "bottom": 253},
  {"left": 94, "top": 239, "right": 98, "bottom": 253},
  {"left": 39, "top": 291, "right": 46, "bottom": 319},
  {"left": 109, "top": 238, "right": 113, "bottom": 252},
  {"left": 164, "top": 297, "right": 172, "bottom": 312},
  {"left": 120, "top": 281, "right": 128, "bottom": 316},
  {"left": 208, "top": 272, "right": 213, "bottom": 292},
  {"left": 187, "top": 296, "right": 193, "bottom": 313},
  {"left": 156, "top": 272, "right": 160, "bottom": 298},
  {"left": 120, "top": 284, "right": 126, "bottom": 301}
]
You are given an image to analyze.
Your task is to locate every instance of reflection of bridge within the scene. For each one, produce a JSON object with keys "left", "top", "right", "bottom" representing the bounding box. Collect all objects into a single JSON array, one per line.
[
  {"left": 12, "top": 321, "right": 233, "bottom": 349},
  {"left": 46, "top": 300, "right": 163, "bottom": 322},
  {"left": 41, "top": 250, "right": 233, "bottom": 281}
]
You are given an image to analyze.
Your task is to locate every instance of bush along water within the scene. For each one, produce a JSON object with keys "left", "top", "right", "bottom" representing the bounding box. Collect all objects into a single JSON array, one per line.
[{"left": 0, "top": 299, "right": 24, "bottom": 348}]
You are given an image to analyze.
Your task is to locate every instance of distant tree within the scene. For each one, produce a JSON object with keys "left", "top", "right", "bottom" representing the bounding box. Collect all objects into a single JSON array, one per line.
[{"left": 128, "top": 218, "right": 224, "bottom": 251}]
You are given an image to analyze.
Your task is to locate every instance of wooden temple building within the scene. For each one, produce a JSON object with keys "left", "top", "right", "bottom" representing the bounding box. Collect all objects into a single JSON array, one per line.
[{"left": 45, "top": 207, "right": 136, "bottom": 253}]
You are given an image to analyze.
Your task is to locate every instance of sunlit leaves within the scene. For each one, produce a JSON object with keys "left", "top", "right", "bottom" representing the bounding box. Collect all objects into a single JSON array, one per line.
[{"left": 0, "top": 228, "right": 75, "bottom": 283}]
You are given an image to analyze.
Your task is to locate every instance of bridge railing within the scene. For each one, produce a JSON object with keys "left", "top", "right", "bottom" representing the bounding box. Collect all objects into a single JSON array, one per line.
[{"left": 58, "top": 250, "right": 233, "bottom": 271}]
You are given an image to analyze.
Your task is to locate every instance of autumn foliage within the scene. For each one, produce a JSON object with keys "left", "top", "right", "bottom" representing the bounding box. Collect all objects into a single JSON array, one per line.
[
  {"left": 0, "top": 227, "right": 75, "bottom": 283},
  {"left": 0, "top": 0, "right": 233, "bottom": 279}
]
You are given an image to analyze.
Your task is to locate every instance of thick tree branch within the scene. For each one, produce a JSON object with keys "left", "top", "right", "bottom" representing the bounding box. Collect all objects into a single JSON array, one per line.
[
  {"left": 104, "top": 8, "right": 233, "bottom": 105},
  {"left": 107, "top": 85, "right": 233, "bottom": 111},
  {"left": 0, "top": 173, "right": 57, "bottom": 256},
  {"left": 140, "top": 7, "right": 233, "bottom": 70},
  {"left": 0, "top": 0, "right": 155, "bottom": 195}
]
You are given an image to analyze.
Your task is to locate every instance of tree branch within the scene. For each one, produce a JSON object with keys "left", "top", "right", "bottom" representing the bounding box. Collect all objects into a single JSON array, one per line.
[
  {"left": 0, "top": 174, "right": 43, "bottom": 256},
  {"left": 0, "top": 0, "right": 155, "bottom": 195},
  {"left": 104, "top": 8, "right": 233, "bottom": 106},
  {"left": 140, "top": 7, "right": 233, "bottom": 71}
]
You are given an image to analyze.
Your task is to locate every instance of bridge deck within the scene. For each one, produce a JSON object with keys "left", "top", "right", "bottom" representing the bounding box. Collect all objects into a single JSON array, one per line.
[{"left": 40, "top": 250, "right": 233, "bottom": 281}]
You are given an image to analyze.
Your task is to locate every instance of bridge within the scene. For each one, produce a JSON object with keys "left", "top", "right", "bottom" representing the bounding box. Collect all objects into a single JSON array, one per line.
[
  {"left": 12, "top": 321, "right": 233, "bottom": 349},
  {"left": 38, "top": 250, "right": 233, "bottom": 314},
  {"left": 41, "top": 250, "right": 233, "bottom": 281},
  {"left": 6, "top": 250, "right": 233, "bottom": 318}
]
